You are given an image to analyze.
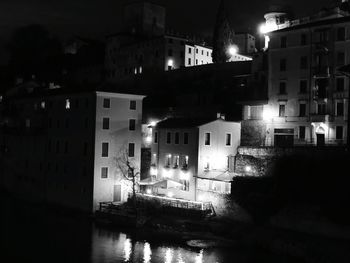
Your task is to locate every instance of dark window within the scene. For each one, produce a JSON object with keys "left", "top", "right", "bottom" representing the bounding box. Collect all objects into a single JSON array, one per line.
[
  {"left": 336, "top": 78, "right": 345, "bottom": 91},
  {"left": 299, "top": 103, "right": 306, "bottom": 117},
  {"left": 102, "top": 143, "right": 109, "bottom": 157},
  {"left": 337, "top": 52, "right": 345, "bottom": 66},
  {"left": 103, "top": 98, "right": 110, "bottom": 108},
  {"left": 299, "top": 126, "right": 306, "bottom": 139},
  {"left": 318, "top": 103, "right": 326, "bottom": 115},
  {"left": 101, "top": 167, "right": 108, "bottom": 178},
  {"left": 103, "top": 118, "right": 109, "bottom": 130},
  {"left": 183, "top": 132, "right": 189, "bottom": 144},
  {"left": 129, "top": 119, "right": 136, "bottom": 131},
  {"left": 336, "top": 102, "right": 344, "bottom": 116},
  {"left": 48, "top": 118, "right": 52, "bottom": 128},
  {"left": 175, "top": 132, "right": 180, "bottom": 144},
  {"left": 188, "top": 47, "right": 192, "bottom": 54},
  {"left": 83, "top": 142, "right": 88, "bottom": 156},
  {"left": 280, "top": 36, "right": 287, "bottom": 48},
  {"left": 196, "top": 48, "right": 198, "bottom": 54},
  {"left": 336, "top": 126, "right": 343, "bottom": 139},
  {"left": 64, "top": 141, "right": 68, "bottom": 154},
  {"left": 128, "top": 143, "right": 135, "bottom": 157},
  {"left": 225, "top": 134, "right": 231, "bottom": 146},
  {"left": 166, "top": 132, "right": 171, "bottom": 144},
  {"left": 188, "top": 58, "right": 191, "bottom": 65},
  {"left": 168, "top": 38, "right": 173, "bottom": 44},
  {"left": 204, "top": 133, "right": 211, "bottom": 145},
  {"left": 65, "top": 118, "right": 69, "bottom": 128},
  {"left": 130, "top": 100, "right": 136, "bottom": 110},
  {"left": 300, "top": 80, "right": 307, "bottom": 93},
  {"left": 280, "top": 59, "right": 286, "bottom": 71},
  {"left": 300, "top": 56, "right": 308, "bottom": 69},
  {"left": 279, "top": 104, "right": 286, "bottom": 117},
  {"left": 56, "top": 141, "right": 60, "bottom": 153},
  {"left": 279, "top": 82, "right": 287, "bottom": 94},
  {"left": 301, "top": 34, "right": 307, "bottom": 45},
  {"left": 154, "top": 131, "right": 158, "bottom": 143},
  {"left": 337, "top": 27, "right": 346, "bottom": 41},
  {"left": 168, "top": 49, "right": 173, "bottom": 56}
]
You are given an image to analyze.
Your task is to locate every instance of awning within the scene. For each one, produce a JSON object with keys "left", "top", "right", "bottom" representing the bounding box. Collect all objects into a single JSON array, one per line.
[
  {"left": 153, "top": 179, "right": 183, "bottom": 189},
  {"left": 196, "top": 170, "right": 238, "bottom": 182}
]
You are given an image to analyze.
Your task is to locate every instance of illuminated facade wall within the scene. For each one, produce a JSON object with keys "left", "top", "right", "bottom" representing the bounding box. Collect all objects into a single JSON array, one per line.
[
  {"left": 243, "top": 16, "right": 350, "bottom": 147},
  {"left": 150, "top": 119, "right": 241, "bottom": 201},
  {"left": 0, "top": 90, "right": 144, "bottom": 212}
]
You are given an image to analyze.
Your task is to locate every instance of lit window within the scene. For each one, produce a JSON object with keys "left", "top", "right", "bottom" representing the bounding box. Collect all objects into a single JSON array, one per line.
[
  {"left": 65, "top": 99, "right": 70, "bottom": 109},
  {"left": 102, "top": 118, "right": 110, "bottom": 130},
  {"left": 279, "top": 104, "right": 286, "bottom": 117},
  {"left": 102, "top": 142, "right": 109, "bottom": 157},
  {"left": 204, "top": 133, "right": 211, "bottom": 145},
  {"left": 182, "top": 155, "right": 189, "bottom": 169},
  {"left": 129, "top": 119, "right": 136, "bottom": 131},
  {"left": 41, "top": 101, "right": 46, "bottom": 109},
  {"left": 103, "top": 98, "right": 110, "bottom": 108},
  {"left": 225, "top": 134, "right": 231, "bottom": 146},
  {"left": 101, "top": 167, "right": 108, "bottom": 178},
  {"left": 25, "top": 119, "right": 30, "bottom": 128},
  {"left": 173, "top": 155, "right": 179, "bottom": 168},
  {"left": 128, "top": 143, "right": 135, "bottom": 157}
]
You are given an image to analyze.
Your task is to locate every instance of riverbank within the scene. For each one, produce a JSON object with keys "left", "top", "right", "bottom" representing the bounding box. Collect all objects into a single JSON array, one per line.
[{"left": 2, "top": 191, "right": 349, "bottom": 263}]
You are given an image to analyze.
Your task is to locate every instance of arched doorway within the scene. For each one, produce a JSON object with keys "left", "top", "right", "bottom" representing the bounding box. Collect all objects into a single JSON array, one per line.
[{"left": 315, "top": 126, "right": 325, "bottom": 147}]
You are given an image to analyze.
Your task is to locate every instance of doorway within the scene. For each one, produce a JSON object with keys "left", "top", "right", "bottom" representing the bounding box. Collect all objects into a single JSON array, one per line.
[
  {"left": 113, "top": 185, "right": 121, "bottom": 202},
  {"left": 316, "top": 133, "right": 325, "bottom": 147}
]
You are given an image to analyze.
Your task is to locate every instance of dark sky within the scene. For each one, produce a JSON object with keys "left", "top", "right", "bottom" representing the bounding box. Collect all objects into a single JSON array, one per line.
[{"left": 0, "top": 0, "right": 336, "bottom": 64}]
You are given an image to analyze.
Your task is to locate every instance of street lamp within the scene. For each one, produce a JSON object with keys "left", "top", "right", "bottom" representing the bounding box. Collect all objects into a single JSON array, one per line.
[{"left": 228, "top": 45, "right": 238, "bottom": 56}]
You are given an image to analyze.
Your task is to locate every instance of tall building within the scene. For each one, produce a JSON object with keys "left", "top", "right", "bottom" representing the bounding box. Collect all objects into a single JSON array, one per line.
[
  {"left": 0, "top": 84, "right": 145, "bottom": 212},
  {"left": 242, "top": 5, "right": 350, "bottom": 147}
]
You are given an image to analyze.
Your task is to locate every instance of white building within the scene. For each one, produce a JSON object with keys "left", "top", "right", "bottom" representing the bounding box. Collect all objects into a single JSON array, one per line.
[
  {"left": 147, "top": 117, "right": 241, "bottom": 201},
  {"left": 0, "top": 85, "right": 145, "bottom": 212}
]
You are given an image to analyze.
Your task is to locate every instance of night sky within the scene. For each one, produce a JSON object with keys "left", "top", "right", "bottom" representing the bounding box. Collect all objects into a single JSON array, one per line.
[{"left": 0, "top": 0, "right": 335, "bottom": 64}]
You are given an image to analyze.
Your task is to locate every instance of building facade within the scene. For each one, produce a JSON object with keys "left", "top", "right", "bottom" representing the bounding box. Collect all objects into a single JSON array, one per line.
[
  {"left": 148, "top": 118, "right": 240, "bottom": 201},
  {"left": 243, "top": 7, "right": 349, "bottom": 147},
  {"left": 0, "top": 86, "right": 144, "bottom": 212}
]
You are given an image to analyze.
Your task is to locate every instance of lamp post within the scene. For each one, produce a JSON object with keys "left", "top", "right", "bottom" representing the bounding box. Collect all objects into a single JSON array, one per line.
[{"left": 337, "top": 64, "right": 350, "bottom": 151}]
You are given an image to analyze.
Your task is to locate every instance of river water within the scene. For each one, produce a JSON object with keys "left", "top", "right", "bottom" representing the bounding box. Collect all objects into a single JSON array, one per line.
[{"left": 0, "top": 193, "right": 297, "bottom": 263}]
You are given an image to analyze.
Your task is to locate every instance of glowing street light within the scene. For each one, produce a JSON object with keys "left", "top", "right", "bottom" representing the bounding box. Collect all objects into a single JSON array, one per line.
[{"left": 228, "top": 45, "right": 238, "bottom": 56}]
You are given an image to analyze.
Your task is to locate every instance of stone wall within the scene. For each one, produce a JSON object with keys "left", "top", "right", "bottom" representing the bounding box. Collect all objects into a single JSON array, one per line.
[
  {"left": 240, "top": 120, "right": 266, "bottom": 147},
  {"left": 197, "top": 189, "right": 252, "bottom": 222}
]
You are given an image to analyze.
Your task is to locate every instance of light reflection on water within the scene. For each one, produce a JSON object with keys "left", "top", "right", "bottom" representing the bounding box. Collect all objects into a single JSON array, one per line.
[{"left": 91, "top": 228, "right": 220, "bottom": 263}]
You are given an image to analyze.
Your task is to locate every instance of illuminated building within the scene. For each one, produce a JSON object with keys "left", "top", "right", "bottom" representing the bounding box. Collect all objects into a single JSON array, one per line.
[
  {"left": 0, "top": 83, "right": 145, "bottom": 212},
  {"left": 105, "top": 2, "right": 213, "bottom": 81},
  {"left": 242, "top": 4, "right": 349, "bottom": 147},
  {"left": 147, "top": 116, "right": 240, "bottom": 201}
]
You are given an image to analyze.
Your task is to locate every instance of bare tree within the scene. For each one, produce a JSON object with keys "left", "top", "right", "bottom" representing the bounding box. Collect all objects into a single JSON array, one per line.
[{"left": 114, "top": 145, "right": 140, "bottom": 212}]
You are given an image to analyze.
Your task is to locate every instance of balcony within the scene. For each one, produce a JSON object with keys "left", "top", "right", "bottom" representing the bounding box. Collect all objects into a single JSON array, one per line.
[
  {"left": 310, "top": 114, "right": 333, "bottom": 122},
  {"left": 313, "top": 66, "right": 330, "bottom": 78}
]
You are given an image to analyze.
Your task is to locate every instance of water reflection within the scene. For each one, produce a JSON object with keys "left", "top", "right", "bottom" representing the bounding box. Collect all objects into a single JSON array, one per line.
[
  {"left": 165, "top": 248, "right": 174, "bottom": 263},
  {"left": 143, "top": 242, "right": 152, "bottom": 263},
  {"left": 124, "top": 238, "right": 132, "bottom": 262}
]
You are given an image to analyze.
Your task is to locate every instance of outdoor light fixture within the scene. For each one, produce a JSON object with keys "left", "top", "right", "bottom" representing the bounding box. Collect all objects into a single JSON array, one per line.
[
  {"left": 149, "top": 121, "right": 157, "bottom": 127},
  {"left": 150, "top": 166, "right": 158, "bottom": 176},
  {"left": 262, "top": 107, "right": 273, "bottom": 121},
  {"left": 245, "top": 165, "right": 252, "bottom": 172},
  {"left": 146, "top": 136, "right": 152, "bottom": 143},
  {"left": 228, "top": 45, "right": 238, "bottom": 56},
  {"left": 167, "top": 192, "right": 174, "bottom": 198},
  {"left": 179, "top": 171, "right": 190, "bottom": 181},
  {"left": 162, "top": 168, "right": 173, "bottom": 178},
  {"left": 259, "top": 22, "right": 277, "bottom": 34},
  {"left": 167, "top": 59, "right": 174, "bottom": 67},
  {"left": 146, "top": 189, "right": 152, "bottom": 195}
]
